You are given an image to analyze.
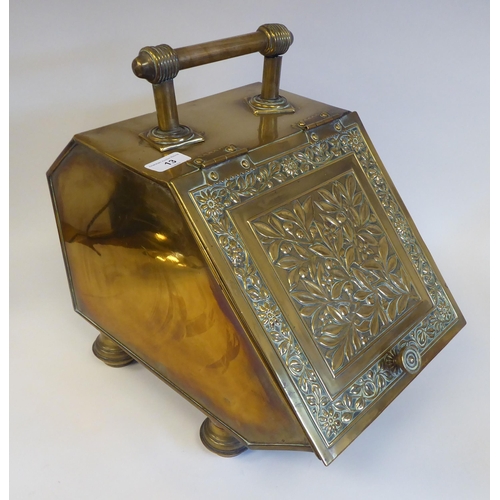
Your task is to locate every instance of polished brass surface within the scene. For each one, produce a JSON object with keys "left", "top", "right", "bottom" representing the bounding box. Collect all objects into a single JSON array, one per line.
[
  {"left": 48, "top": 29, "right": 465, "bottom": 465},
  {"left": 48, "top": 142, "right": 310, "bottom": 450},
  {"left": 71, "top": 83, "right": 348, "bottom": 183},
  {"left": 132, "top": 25, "right": 294, "bottom": 149},
  {"left": 200, "top": 419, "right": 248, "bottom": 457},
  {"left": 258, "top": 115, "right": 279, "bottom": 144},
  {"left": 92, "top": 332, "right": 135, "bottom": 367}
]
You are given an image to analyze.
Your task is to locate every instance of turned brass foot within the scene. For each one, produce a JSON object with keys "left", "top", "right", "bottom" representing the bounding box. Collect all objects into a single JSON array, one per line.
[
  {"left": 200, "top": 418, "right": 247, "bottom": 458},
  {"left": 92, "top": 332, "right": 134, "bottom": 367}
]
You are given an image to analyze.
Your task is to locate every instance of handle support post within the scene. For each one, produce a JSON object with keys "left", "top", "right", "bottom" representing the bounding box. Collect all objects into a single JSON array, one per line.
[{"left": 153, "top": 80, "right": 180, "bottom": 132}]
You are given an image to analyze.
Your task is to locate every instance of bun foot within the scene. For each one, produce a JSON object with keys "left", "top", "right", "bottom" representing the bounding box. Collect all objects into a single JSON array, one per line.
[
  {"left": 92, "top": 332, "right": 134, "bottom": 367},
  {"left": 200, "top": 418, "right": 247, "bottom": 458}
]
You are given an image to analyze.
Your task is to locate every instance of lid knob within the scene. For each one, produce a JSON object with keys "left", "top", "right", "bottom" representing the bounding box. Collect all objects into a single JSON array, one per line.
[{"left": 396, "top": 346, "right": 422, "bottom": 375}]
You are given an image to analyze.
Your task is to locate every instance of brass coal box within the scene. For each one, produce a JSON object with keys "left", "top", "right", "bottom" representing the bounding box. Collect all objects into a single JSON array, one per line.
[{"left": 47, "top": 24, "right": 465, "bottom": 465}]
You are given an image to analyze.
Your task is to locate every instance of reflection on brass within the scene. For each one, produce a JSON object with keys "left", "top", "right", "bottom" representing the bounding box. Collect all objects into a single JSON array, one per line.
[
  {"left": 200, "top": 419, "right": 248, "bottom": 457},
  {"left": 48, "top": 27, "right": 465, "bottom": 466},
  {"left": 92, "top": 332, "right": 135, "bottom": 367},
  {"left": 48, "top": 142, "right": 310, "bottom": 454},
  {"left": 258, "top": 115, "right": 279, "bottom": 144}
]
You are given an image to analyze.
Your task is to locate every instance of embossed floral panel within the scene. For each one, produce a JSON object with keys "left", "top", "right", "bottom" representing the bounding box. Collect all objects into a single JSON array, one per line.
[{"left": 250, "top": 171, "right": 421, "bottom": 375}]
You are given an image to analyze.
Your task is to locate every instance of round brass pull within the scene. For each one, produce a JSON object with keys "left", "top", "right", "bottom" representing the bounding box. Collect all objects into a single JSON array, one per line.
[{"left": 396, "top": 346, "right": 422, "bottom": 375}]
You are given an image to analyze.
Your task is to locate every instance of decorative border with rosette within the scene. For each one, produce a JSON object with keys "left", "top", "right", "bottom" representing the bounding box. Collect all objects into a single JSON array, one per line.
[{"left": 189, "top": 120, "right": 458, "bottom": 446}]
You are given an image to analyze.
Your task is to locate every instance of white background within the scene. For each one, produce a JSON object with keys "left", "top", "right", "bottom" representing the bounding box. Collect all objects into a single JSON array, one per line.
[{"left": 10, "top": 1, "right": 489, "bottom": 498}]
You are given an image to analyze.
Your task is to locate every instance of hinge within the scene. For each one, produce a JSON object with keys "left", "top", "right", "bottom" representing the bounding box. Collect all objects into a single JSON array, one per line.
[
  {"left": 189, "top": 145, "right": 248, "bottom": 168},
  {"left": 296, "top": 111, "right": 346, "bottom": 130}
]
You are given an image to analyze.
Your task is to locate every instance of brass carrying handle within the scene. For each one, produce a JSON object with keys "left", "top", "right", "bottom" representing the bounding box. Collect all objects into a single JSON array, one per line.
[{"left": 132, "top": 24, "right": 294, "bottom": 152}]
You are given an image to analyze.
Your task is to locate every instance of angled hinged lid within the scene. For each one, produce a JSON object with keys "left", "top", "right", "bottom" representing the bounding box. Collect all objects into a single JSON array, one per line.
[{"left": 170, "top": 110, "right": 465, "bottom": 465}]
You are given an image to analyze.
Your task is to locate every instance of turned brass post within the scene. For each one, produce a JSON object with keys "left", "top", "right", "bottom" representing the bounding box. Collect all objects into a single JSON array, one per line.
[
  {"left": 153, "top": 80, "right": 180, "bottom": 132},
  {"left": 260, "top": 56, "right": 282, "bottom": 101},
  {"left": 247, "top": 24, "right": 295, "bottom": 114},
  {"left": 132, "top": 44, "right": 202, "bottom": 151}
]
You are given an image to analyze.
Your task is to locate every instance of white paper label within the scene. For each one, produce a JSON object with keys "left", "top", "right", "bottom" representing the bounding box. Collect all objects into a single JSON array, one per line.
[{"left": 144, "top": 152, "right": 191, "bottom": 172}]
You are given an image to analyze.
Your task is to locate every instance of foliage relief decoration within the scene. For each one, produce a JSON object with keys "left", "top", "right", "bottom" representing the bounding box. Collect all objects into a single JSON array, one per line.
[{"left": 251, "top": 171, "right": 420, "bottom": 374}]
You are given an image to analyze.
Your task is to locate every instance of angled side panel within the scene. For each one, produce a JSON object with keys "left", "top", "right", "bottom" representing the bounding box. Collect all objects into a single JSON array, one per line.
[{"left": 47, "top": 141, "right": 309, "bottom": 449}]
